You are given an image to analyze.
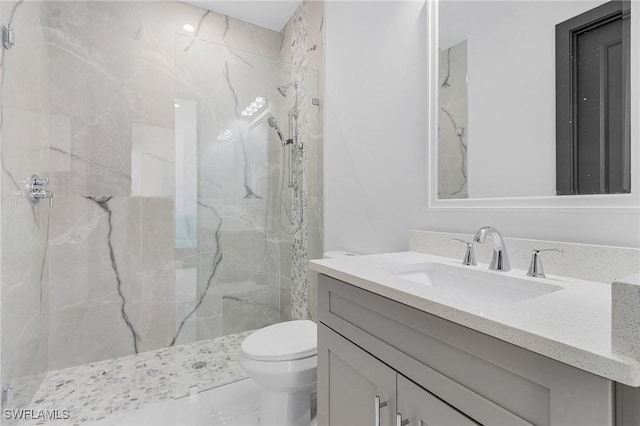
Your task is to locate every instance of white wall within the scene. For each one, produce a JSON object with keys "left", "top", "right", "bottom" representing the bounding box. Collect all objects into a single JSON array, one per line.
[
  {"left": 324, "top": 0, "right": 640, "bottom": 253},
  {"left": 325, "top": 1, "right": 428, "bottom": 254}
]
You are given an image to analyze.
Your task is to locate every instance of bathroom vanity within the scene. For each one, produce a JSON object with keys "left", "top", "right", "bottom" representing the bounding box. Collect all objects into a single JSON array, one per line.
[{"left": 311, "top": 251, "right": 640, "bottom": 426}]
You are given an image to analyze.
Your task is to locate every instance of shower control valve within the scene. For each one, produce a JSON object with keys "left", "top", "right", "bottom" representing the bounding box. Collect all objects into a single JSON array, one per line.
[
  {"left": 30, "top": 175, "right": 49, "bottom": 187},
  {"left": 29, "top": 188, "right": 54, "bottom": 207},
  {"left": 18, "top": 174, "right": 54, "bottom": 207}
]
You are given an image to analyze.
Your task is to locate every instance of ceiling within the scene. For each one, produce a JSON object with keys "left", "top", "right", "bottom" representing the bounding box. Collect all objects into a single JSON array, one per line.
[{"left": 181, "top": 1, "right": 303, "bottom": 32}]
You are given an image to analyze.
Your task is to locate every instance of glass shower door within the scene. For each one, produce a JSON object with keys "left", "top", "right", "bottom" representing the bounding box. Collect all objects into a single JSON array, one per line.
[{"left": 173, "top": 34, "right": 320, "bottom": 345}]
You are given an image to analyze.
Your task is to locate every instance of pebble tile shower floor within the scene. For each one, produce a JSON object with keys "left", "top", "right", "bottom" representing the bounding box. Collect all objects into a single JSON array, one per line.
[{"left": 19, "top": 331, "right": 253, "bottom": 425}]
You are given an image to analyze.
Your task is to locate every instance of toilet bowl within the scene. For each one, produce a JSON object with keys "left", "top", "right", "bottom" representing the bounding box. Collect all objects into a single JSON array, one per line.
[{"left": 238, "top": 320, "right": 317, "bottom": 426}]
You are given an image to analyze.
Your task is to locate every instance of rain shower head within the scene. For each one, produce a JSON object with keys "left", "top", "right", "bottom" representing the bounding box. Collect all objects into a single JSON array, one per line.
[
  {"left": 276, "top": 85, "right": 288, "bottom": 97},
  {"left": 276, "top": 81, "right": 298, "bottom": 97}
]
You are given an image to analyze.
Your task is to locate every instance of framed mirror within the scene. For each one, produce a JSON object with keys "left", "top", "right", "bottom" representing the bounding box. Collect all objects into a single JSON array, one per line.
[{"left": 428, "top": 0, "right": 640, "bottom": 210}]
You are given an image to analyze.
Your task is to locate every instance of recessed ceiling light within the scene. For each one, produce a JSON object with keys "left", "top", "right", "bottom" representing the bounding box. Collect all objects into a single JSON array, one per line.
[
  {"left": 183, "top": 24, "right": 195, "bottom": 33},
  {"left": 174, "top": 103, "right": 180, "bottom": 108}
]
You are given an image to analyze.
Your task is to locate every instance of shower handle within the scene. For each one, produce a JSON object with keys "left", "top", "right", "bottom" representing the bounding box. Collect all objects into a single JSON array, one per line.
[
  {"left": 29, "top": 188, "right": 54, "bottom": 207},
  {"left": 22, "top": 174, "right": 54, "bottom": 207}
]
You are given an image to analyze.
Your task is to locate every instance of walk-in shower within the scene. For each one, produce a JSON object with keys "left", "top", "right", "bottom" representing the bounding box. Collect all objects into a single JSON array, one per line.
[{"left": 0, "top": 1, "right": 323, "bottom": 424}]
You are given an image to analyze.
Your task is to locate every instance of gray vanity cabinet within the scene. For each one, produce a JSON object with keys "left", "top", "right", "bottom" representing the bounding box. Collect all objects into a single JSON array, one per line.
[
  {"left": 397, "top": 375, "right": 478, "bottom": 426},
  {"left": 317, "top": 274, "right": 617, "bottom": 426},
  {"left": 319, "top": 322, "right": 396, "bottom": 425},
  {"left": 319, "top": 322, "right": 476, "bottom": 426}
]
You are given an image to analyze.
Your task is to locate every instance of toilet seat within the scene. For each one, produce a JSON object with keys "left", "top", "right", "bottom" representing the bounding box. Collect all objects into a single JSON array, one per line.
[{"left": 241, "top": 320, "right": 317, "bottom": 361}]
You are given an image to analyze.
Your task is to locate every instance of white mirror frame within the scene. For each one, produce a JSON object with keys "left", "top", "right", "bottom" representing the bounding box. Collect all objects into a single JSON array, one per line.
[{"left": 427, "top": 0, "right": 640, "bottom": 213}]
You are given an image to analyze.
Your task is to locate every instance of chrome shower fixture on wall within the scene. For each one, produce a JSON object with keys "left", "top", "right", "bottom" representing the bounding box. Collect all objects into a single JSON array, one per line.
[
  {"left": 268, "top": 80, "right": 303, "bottom": 192},
  {"left": 268, "top": 112, "right": 300, "bottom": 191},
  {"left": 267, "top": 114, "right": 289, "bottom": 146},
  {"left": 276, "top": 81, "right": 297, "bottom": 97},
  {"left": 15, "top": 174, "right": 54, "bottom": 207}
]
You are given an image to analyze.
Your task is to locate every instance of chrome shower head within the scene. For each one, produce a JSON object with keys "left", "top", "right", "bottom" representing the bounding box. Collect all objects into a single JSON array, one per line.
[
  {"left": 276, "top": 81, "right": 298, "bottom": 97},
  {"left": 277, "top": 85, "right": 289, "bottom": 97},
  {"left": 267, "top": 114, "right": 285, "bottom": 143},
  {"left": 267, "top": 114, "right": 279, "bottom": 130}
]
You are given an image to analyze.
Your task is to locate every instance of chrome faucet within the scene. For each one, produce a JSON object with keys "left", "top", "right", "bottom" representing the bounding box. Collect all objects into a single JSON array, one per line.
[{"left": 472, "top": 226, "right": 511, "bottom": 272}]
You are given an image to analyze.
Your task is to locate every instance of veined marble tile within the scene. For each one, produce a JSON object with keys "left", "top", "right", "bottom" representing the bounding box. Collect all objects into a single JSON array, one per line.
[
  {"left": 438, "top": 41, "right": 468, "bottom": 199},
  {"left": 48, "top": 301, "right": 137, "bottom": 372},
  {"left": 2, "top": 0, "right": 324, "bottom": 388},
  {"left": 131, "top": 124, "right": 175, "bottom": 198},
  {"left": 437, "top": 154, "right": 467, "bottom": 199},
  {"left": 47, "top": 196, "right": 146, "bottom": 369},
  {"left": 1, "top": 0, "right": 51, "bottom": 412},
  {"left": 222, "top": 280, "right": 280, "bottom": 335}
]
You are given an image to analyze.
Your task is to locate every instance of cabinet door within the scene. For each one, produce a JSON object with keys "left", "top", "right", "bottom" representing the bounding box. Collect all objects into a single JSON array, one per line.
[
  {"left": 318, "top": 323, "right": 396, "bottom": 426},
  {"left": 397, "top": 375, "right": 480, "bottom": 426}
]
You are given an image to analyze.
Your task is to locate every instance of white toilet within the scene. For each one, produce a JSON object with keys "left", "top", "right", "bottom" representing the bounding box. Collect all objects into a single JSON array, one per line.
[{"left": 238, "top": 320, "right": 317, "bottom": 426}]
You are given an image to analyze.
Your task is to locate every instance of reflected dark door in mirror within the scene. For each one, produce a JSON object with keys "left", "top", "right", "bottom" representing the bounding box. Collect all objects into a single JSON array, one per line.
[{"left": 556, "top": 1, "right": 631, "bottom": 195}]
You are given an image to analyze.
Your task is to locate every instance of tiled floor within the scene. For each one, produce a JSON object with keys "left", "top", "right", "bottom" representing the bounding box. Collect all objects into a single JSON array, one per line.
[
  {"left": 89, "top": 378, "right": 263, "bottom": 426},
  {"left": 20, "top": 332, "right": 253, "bottom": 425},
  {"left": 91, "top": 379, "right": 317, "bottom": 426}
]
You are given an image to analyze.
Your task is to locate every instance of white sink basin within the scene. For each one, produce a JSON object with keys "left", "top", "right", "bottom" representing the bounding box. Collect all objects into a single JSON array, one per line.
[{"left": 382, "top": 262, "right": 563, "bottom": 305}]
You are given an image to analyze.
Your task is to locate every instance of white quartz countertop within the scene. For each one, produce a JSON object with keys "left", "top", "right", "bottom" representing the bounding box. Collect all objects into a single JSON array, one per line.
[{"left": 310, "top": 251, "right": 640, "bottom": 386}]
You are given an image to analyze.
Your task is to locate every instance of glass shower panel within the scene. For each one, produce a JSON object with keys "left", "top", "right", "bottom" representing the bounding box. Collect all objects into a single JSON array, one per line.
[
  {"left": 0, "top": 0, "right": 51, "bottom": 410},
  {"left": 173, "top": 34, "right": 319, "bottom": 343}
]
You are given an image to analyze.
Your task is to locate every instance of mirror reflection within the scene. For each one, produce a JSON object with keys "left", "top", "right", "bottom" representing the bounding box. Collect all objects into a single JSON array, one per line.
[{"left": 437, "top": 0, "right": 632, "bottom": 199}]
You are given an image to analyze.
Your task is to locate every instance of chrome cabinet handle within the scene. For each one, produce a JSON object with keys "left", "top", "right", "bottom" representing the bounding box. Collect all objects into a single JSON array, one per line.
[
  {"left": 396, "top": 413, "right": 409, "bottom": 426},
  {"left": 375, "top": 395, "right": 388, "bottom": 426}
]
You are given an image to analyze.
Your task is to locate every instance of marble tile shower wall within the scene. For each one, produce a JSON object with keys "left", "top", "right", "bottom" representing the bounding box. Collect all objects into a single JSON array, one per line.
[
  {"left": 1, "top": 0, "right": 51, "bottom": 411},
  {"left": 172, "top": 35, "right": 285, "bottom": 343},
  {"left": 0, "top": 1, "right": 323, "bottom": 410},
  {"left": 40, "top": 0, "right": 322, "bottom": 372}
]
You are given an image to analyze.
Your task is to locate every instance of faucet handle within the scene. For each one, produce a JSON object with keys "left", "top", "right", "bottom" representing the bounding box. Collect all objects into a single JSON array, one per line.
[
  {"left": 451, "top": 238, "right": 477, "bottom": 266},
  {"left": 527, "top": 248, "right": 564, "bottom": 278}
]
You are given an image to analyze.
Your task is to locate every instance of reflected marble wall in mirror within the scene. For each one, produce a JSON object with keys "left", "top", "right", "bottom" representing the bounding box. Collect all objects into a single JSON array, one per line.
[{"left": 437, "top": 0, "right": 633, "bottom": 200}]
